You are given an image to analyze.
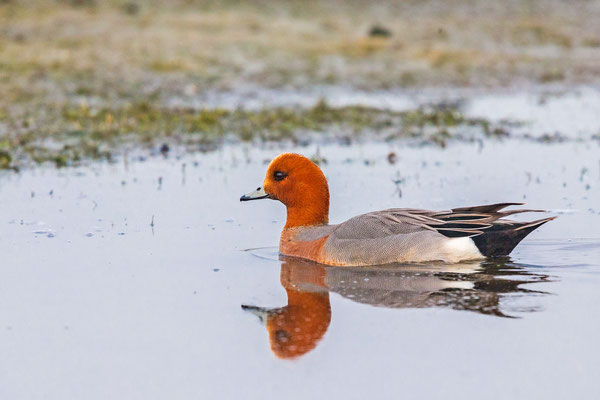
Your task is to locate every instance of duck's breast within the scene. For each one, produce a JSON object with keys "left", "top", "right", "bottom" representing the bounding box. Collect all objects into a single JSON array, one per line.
[{"left": 279, "top": 225, "right": 338, "bottom": 264}]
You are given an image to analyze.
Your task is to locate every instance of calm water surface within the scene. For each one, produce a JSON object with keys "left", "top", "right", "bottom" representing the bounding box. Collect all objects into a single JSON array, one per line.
[{"left": 1, "top": 141, "right": 599, "bottom": 399}]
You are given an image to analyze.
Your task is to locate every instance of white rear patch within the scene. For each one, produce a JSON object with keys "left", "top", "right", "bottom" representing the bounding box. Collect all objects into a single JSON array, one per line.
[{"left": 443, "top": 237, "right": 484, "bottom": 262}]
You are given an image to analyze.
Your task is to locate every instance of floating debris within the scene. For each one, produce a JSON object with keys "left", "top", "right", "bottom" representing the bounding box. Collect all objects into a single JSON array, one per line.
[
  {"left": 160, "top": 143, "right": 170, "bottom": 157},
  {"left": 387, "top": 152, "right": 398, "bottom": 164}
]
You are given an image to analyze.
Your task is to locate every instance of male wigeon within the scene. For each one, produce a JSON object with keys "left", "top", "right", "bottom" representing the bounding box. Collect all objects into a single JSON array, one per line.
[{"left": 241, "top": 153, "right": 555, "bottom": 266}]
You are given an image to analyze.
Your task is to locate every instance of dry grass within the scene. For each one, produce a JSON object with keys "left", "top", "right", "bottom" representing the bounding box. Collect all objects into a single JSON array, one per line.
[{"left": 2, "top": 0, "right": 599, "bottom": 95}]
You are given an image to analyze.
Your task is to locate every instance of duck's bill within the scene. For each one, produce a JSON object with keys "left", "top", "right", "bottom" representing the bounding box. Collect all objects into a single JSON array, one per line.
[{"left": 240, "top": 187, "right": 270, "bottom": 201}]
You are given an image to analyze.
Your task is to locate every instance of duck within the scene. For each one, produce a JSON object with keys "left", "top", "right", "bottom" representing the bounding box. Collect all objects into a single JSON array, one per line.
[{"left": 240, "top": 153, "right": 555, "bottom": 266}]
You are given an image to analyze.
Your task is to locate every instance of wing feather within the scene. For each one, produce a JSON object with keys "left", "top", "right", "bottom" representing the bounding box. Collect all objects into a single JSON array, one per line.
[{"left": 332, "top": 203, "right": 549, "bottom": 240}]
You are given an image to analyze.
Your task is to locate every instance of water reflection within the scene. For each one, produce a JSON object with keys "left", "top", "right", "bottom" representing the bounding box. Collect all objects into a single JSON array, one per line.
[{"left": 242, "top": 256, "right": 552, "bottom": 359}]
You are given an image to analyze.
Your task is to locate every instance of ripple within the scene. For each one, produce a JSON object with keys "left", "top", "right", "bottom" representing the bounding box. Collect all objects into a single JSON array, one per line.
[{"left": 244, "top": 246, "right": 280, "bottom": 261}]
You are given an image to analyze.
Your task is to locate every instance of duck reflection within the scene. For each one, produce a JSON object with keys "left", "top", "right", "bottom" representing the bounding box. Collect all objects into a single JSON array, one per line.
[{"left": 242, "top": 256, "right": 552, "bottom": 359}]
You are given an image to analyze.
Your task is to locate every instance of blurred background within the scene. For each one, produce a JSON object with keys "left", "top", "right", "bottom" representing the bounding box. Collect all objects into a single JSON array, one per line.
[{"left": 1, "top": 0, "right": 600, "bottom": 168}]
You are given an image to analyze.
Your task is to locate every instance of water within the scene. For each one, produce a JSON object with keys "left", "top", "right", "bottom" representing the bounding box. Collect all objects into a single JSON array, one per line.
[{"left": 1, "top": 140, "right": 599, "bottom": 399}]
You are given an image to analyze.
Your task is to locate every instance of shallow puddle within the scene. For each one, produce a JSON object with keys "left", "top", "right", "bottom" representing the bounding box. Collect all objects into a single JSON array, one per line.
[{"left": 1, "top": 140, "right": 599, "bottom": 399}]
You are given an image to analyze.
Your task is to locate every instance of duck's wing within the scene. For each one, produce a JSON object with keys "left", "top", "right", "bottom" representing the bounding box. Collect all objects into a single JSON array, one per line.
[
  {"left": 328, "top": 203, "right": 555, "bottom": 260},
  {"left": 333, "top": 203, "right": 529, "bottom": 238}
]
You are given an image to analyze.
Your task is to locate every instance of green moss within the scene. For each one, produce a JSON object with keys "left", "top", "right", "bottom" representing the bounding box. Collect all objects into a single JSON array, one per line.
[
  {"left": 401, "top": 107, "right": 467, "bottom": 129},
  {"left": 0, "top": 150, "right": 12, "bottom": 169},
  {"left": 512, "top": 23, "right": 573, "bottom": 48},
  {"left": 539, "top": 69, "right": 565, "bottom": 83},
  {"left": 1, "top": 98, "right": 510, "bottom": 170},
  {"left": 583, "top": 38, "right": 600, "bottom": 48},
  {"left": 148, "top": 60, "right": 188, "bottom": 72}
]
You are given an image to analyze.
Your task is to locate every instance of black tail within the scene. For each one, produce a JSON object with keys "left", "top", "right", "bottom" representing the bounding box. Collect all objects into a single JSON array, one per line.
[{"left": 471, "top": 217, "right": 556, "bottom": 257}]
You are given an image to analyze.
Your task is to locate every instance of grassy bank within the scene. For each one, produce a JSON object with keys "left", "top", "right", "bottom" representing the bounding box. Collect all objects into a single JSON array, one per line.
[{"left": 1, "top": 0, "right": 599, "bottom": 169}]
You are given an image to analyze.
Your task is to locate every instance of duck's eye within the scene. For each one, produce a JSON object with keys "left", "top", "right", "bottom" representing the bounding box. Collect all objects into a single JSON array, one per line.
[{"left": 273, "top": 171, "right": 287, "bottom": 181}]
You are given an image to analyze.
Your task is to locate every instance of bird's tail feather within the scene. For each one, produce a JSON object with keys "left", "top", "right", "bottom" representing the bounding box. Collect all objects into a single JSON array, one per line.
[{"left": 471, "top": 217, "right": 556, "bottom": 257}]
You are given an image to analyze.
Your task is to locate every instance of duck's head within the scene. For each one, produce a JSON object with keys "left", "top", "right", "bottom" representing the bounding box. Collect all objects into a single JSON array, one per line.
[{"left": 240, "top": 153, "right": 329, "bottom": 228}]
